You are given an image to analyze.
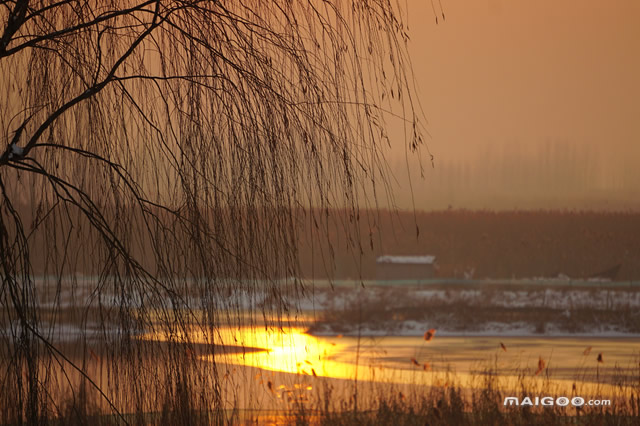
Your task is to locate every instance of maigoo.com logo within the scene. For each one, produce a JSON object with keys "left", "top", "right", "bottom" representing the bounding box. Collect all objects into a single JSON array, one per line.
[{"left": 504, "top": 396, "right": 611, "bottom": 407}]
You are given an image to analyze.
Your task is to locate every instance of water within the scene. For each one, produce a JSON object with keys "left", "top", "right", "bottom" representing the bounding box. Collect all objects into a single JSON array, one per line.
[
  {"left": 141, "top": 325, "right": 640, "bottom": 402},
  {"left": 18, "top": 275, "right": 640, "bottom": 414}
]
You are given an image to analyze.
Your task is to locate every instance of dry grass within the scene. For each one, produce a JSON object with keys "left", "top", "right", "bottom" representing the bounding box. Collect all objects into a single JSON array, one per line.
[{"left": 30, "top": 360, "right": 640, "bottom": 425}]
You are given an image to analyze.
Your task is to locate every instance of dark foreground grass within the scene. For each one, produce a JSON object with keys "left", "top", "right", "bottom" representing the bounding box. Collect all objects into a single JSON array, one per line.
[
  {"left": 40, "top": 393, "right": 639, "bottom": 425},
  {"left": 20, "top": 369, "right": 638, "bottom": 426}
]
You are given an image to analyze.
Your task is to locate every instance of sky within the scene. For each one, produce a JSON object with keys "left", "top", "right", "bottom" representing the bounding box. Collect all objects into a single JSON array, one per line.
[{"left": 385, "top": 0, "right": 640, "bottom": 210}]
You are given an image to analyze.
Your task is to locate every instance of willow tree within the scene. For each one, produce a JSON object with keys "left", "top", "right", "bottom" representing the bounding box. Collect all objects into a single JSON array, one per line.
[{"left": 0, "top": 0, "right": 425, "bottom": 423}]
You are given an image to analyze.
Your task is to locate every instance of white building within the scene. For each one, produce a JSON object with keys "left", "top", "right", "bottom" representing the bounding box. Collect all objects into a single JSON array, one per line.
[{"left": 376, "top": 255, "right": 437, "bottom": 280}]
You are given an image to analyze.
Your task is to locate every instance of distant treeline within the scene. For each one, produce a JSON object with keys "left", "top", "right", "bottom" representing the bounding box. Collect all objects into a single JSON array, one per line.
[
  {"left": 297, "top": 210, "right": 640, "bottom": 281},
  {"left": 17, "top": 200, "right": 640, "bottom": 281}
]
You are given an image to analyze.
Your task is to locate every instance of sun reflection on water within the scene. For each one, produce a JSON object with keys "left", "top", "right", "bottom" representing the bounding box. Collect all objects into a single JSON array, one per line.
[
  {"left": 139, "top": 326, "right": 639, "bottom": 399},
  {"left": 204, "top": 326, "right": 357, "bottom": 379}
]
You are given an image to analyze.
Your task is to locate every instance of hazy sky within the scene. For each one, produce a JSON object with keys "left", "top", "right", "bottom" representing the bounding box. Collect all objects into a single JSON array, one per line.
[{"left": 387, "top": 0, "right": 640, "bottom": 210}]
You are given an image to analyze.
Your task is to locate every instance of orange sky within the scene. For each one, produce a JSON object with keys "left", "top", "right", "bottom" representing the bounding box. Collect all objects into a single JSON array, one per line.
[{"left": 386, "top": 0, "right": 640, "bottom": 210}]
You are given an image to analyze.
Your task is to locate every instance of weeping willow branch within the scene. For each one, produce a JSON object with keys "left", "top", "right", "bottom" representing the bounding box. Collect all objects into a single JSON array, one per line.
[{"left": 0, "top": 0, "right": 426, "bottom": 422}]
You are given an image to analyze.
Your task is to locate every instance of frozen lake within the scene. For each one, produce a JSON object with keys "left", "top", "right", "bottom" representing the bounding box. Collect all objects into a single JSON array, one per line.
[{"left": 141, "top": 324, "right": 640, "bottom": 403}]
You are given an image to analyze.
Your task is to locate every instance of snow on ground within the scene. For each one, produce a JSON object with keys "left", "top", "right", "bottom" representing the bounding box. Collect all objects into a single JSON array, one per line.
[
  {"left": 305, "top": 280, "right": 640, "bottom": 337},
  {"left": 6, "top": 276, "right": 640, "bottom": 340}
]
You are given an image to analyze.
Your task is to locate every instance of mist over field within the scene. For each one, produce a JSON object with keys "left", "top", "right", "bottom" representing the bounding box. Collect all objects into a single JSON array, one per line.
[{"left": 388, "top": 141, "right": 640, "bottom": 211}]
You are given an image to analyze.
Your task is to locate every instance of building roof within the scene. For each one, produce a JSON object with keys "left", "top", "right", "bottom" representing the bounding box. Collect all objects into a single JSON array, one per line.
[{"left": 376, "top": 255, "right": 436, "bottom": 265}]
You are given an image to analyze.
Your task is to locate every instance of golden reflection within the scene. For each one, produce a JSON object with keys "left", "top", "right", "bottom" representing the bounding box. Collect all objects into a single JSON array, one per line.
[
  {"left": 205, "top": 326, "right": 356, "bottom": 379},
  {"left": 139, "top": 327, "right": 638, "bottom": 399}
]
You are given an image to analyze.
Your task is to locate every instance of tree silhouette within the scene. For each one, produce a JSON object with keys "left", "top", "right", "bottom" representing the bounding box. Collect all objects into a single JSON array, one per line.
[{"left": 0, "top": 1, "right": 425, "bottom": 422}]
